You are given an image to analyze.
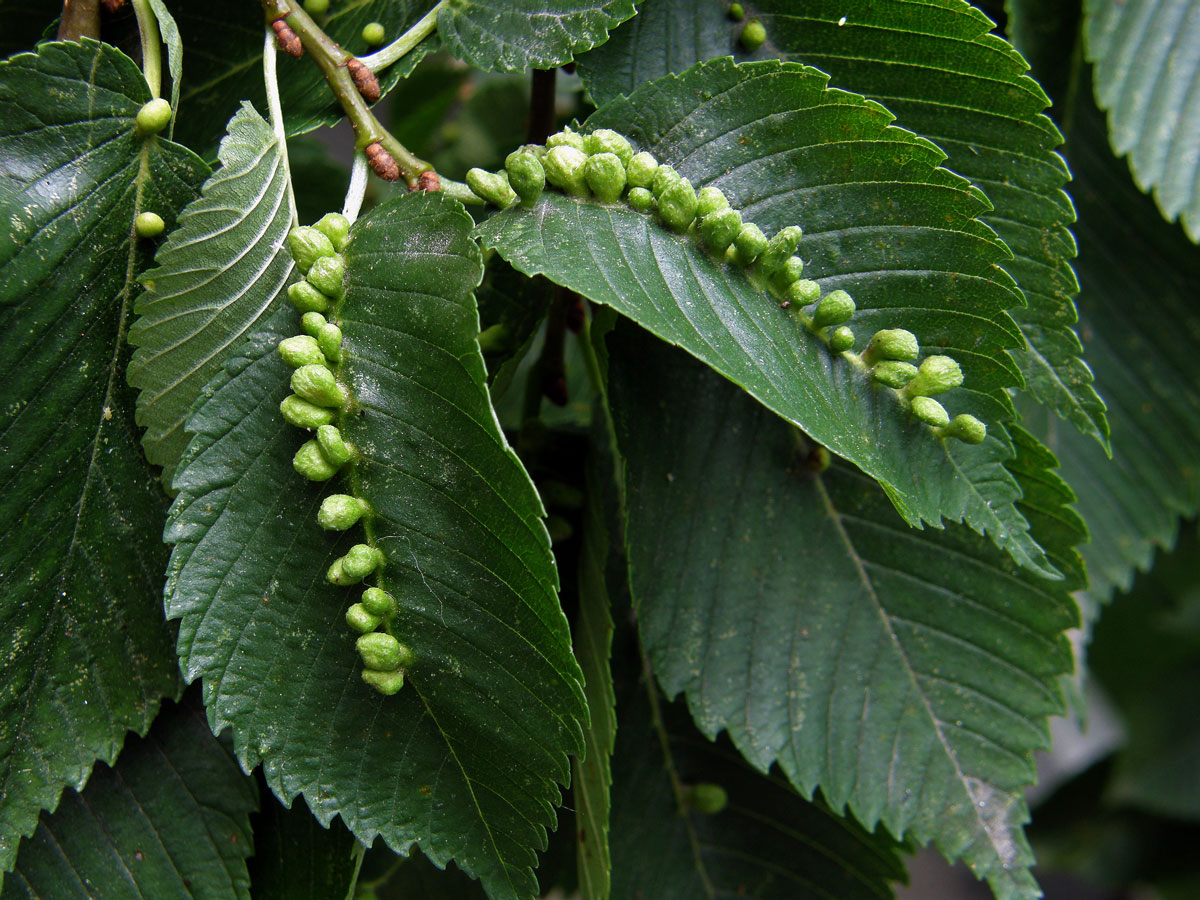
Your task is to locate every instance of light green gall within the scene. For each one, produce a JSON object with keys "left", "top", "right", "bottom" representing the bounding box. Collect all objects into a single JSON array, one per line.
[
  {"left": 134, "top": 212, "right": 165, "bottom": 238},
  {"left": 362, "top": 21, "right": 385, "bottom": 45},
  {"left": 699, "top": 207, "right": 742, "bottom": 252},
  {"left": 585, "top": 152, "right": 627, "bottom": 203},
  {"left": 584, "top": 129, "right": 634, "bottom": 165},
  {"left": 628, "top": 187, "right": 655, "bottom": 213},
  {"left": 758, "top": 225, "right": 803, "bottom": 272},
  {"left": 301, "top": 311, "right": 327, "bottom": 337},
  {"left": 905, "top": 355, "right": 963, "bottom": 397},
  {"left": 307, "top": 253, "right": 346, "bottom": 299},
  {"left": 295, "top": 440, "right": 340, "bottom": 481},
  {"left": 828, "top": 326, "right": 855, "bottom": 353},
  {"left": 288, "top": 281, "right": 330, "bottom": 313},
  {"left": 280, "top": 394, "right": 335, "bottom": 429},
  {"left": 326, "top": 558, "right": 360, "bottom": 586},
  {"left": 687, "top": 783, "right": 728, "bottom": 815},
  {"left": 729, "top": 223, "right": 768, "bottom": 265},
  {"left": 939, "top": 413, "right": 987, "bottom": 444},
  {"left": 318, "top": 322, "right": 342, "bottom": 363},
  {"left": 812, "top": 290, "right": 855, "bottom": 328},
  {"left": 362, "top": 668, "right": 405, "bottom": 695},
  {"left": 466, "top": 167, "right": 517, "bottom": 208},
  {"left": 658, "top": 178, "right": 698, "bottom": 232},
  {"left": 786, "top": 279, "right": 821, "bottom": 305},
  {"left": 477, "top": 323, "right": 511, "bottom": 354},
  {"left": 871, "top": 360, "right": 919, "bottom": 389},
  {"left": 695, "top": 186, "right": 729, "bottom": 218},
  {"left": 303, "top": 0, "right": 329, "bottom": 14},
  {"left": 135, "top": 98, "right": 171, "bottom": 135},
  {"left": 651, "top": 164, "right": 681, "bottom": 198},
  {"left": 317, "top": 424, "right": 353, "bottom": 466},
  {"left": 771, "top": 256, "right": 804, "bottom": 288},
  {"left": 356, "top": 632, "right": 413, "bottom": 671},
  {"left": 543, "top": 145, "right": 590, "bottom": 198},
  {"left": 346, "top": 603, "right": 381, "bottom": 633},
  {"left": 361, "top": 587, "right": 397, "bottom": 617},
  {"left": 291, "top": 364, "right": 346, "bottom": 408},
  {"left": 546, "top": 128, "right": 586, "bottom": 152},
  {"left": 911, "top": 396, "right": 950, "bottom": 427},
  {"left": 728, "top": 2, "right": 744, "bottom": 20},
  {"left": 288, "top": 226, "right": 335, "bottom": 273},
  {"left": 740, "top": 19, "right": 767, "bottom": 51},
  {"left": 342, "top": 543, "right": 384, "bottom": 579},
  {"left": 863, "top": 328, "right": 919, "bottom": 364},
  {"left": 505, "top": 148, "right": 546, "bottom": 206},
  {"left": 318, "top": 494, "right": 368, "bottom": 530},
  {"left": 314, "top": 212, "right": 351, "bottom": 251},
  {"left": 626, "top": 151, "right": 659, "bottom": 189},
  {"left": 278, "top": 335, "right": 326, "bottom": 368}
]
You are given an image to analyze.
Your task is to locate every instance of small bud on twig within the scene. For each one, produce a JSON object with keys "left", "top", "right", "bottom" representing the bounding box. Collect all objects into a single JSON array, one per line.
[
  {"left": 345, "top": 58, "right": 380, "bottom": 102},
  {"left": 271, "top": 19, "right": 303, "bottom": 58},
  {"left": 364, "top": 142, "right": 399, "bottom": 182},
  {"left": 416, "top": 170, "right": 441, "bottom": 192}
]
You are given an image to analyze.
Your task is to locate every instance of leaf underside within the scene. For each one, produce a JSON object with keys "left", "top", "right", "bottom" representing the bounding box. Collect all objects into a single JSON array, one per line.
[
  {"left": 576, "top": 0, "right": 1109, "bottom": 448},
  {"left": 479, "top": 57, "right": 1057, "bottom": 578},
  {"left": 0, "top": 39, "right": 208, "bottom": 884},
  {"left": 166, "top": 193, "right": 586, "bottom": 900},
  {"left": 1085, "top": 0, "right": 1200, "bottom": 242},
  {"left": 608, "top": 323, "right": 1081, "bottom": 900},
  {"left": 2, "top": 699, "right": 259, "bottom": 900},
  {"left": 128, "top": 102, "right": 296, "bottom": 483}
]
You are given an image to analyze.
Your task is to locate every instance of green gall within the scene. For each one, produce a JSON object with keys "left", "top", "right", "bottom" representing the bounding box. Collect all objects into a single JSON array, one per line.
[
  {"left": 356, "top": 632, "right": 413, "bottom": 671},
  {"left": 758, "top": 225, "right": 803, "bottom": 272},
  {"left": 546, "top": 128, "right": 586, "bottom": 152},
  {"left": 301, "top": 311, "right": 327, "bottom": 337},
  {"left": 477, "top": 322, "right": 511, "bottom": 354},
  {"left": 135, "top": 98, "right": 171, "bottom": 135},
  {"left": 362, "top": 21, "right": 385, "bottom": 45},
  {"left": 812, "top": 290, "right": 855, "bottom": 328},
  {"left": 739, "top": 18, "right": 767, "bottom": 51},
  {"left": 307, "top": 253, "right": 346, "bottom": 299},
  {"left": 318, "top": 322, "right": 342, "bottom": 363},
  {"left": 626, "top": 151, "right": 659, "bottom": 189},
  {"left": 318, "top": 494, "right": 367, "bottom": 531},
  {"left": 361, "top": 668, "right": 405, "bottom": 695},
  {"left": 584, "top": 128, "right": 634, "bottom": 165},
  {"left": 729, "top": 222, "right": 768, "bottom": 266},
  {"left": 314, "top": 212, "right": 351, "bottom": 251},
  {"left": 728, "top": 2, "right": 744, "bottom": 20},
  {"left": 699, "top": 207, "right": 742, "bottom": 252},
  {"left": 863, "top": 328, "right": 919, "bottom": 365},
  {"left": 905, "top": 355, "right": 963, "bottom": 397},
  {"left": 911, "top": 396, "right": 950, "bottom": 427},
  {"left": 326, "top": 558, "right": 360, "bottom": 587},
  {"left": 303, "top": 0, "right": 329, "bottom": 14},
  {"left": 280, "top": 394, "right": 335, "bottom": 429},
  {"left": 871, "top": 360, "right": 919, "bottom": 389},
  {"left": 278, "top": 335, "right": 326, "bottom": 368},
  {"left": 505, "top": 149, "right": 546, "bottom": 206},
  {"left": 291, "top": 364, "right": 346, "bottom": 408},
  {"left": 287, "top": 226, "right": 335, "bottom": 273},
  {"left": 295, "top": 440, "right": 340, "bottom": 481},
  {"left": 651, "top": 164, "right": 681, "bottom": 198},
  {"left": 466, "top": 167, "right": 517, "bottom": 208},
  {"left": 828, "top": 326, "right": 855, "bottom": 353},
  {"left": 687, "top": 783, "right": 728, "bottom": 815},
  {"left": 342, "top": 543, "right": 384, "bottom": 579},
  {"left": 807, "top": 445, "right": 832, "bottom": 472},
  {"left": 939, "top": 413, "right": 987, "bottom": 444},
  {"left": 361, "top": 587, "right": 397, "bottom": 618},
  {"left": 786, "top": 278, "right": 821, "bottom": 306},
  {"left": 288, "top": 281, "right": 330, "bottom": 314},
  {"left": 585, "top": 152, "right": 627, "bottom": 203},
  {"left": 543, "top": 145, "right": 590, "bottom": 198},
  {"left": 695, "top": 186, "right": 729, "bottom": 218},
  {"left": 317, "top": 424, "right": 353, "bottom": 466},
  {"left": 134, "top": 212, "right": 165, "bottom": 238},
  {"left": 628, "top": 186, "right": 655, "bottom": 213},
  {"left": 658, "top": 178, "right": 698, "bottom": 232},
  {"left": 346, "top": 603, "right": 381, "bottom": 633}
]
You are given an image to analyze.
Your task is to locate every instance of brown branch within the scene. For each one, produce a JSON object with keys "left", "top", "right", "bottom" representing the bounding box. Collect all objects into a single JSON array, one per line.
[{"left": 58, "top": 0, "right": 101, "bottom": 41}]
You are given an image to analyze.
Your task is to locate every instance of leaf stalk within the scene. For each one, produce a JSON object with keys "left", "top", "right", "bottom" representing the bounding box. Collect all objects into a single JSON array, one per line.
[{"left": 131, "top": 0, "right": 162, "bottom": 97}]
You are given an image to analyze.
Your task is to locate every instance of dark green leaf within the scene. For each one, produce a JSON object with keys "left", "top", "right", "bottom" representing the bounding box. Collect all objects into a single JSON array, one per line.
[
  {"left": 166, "top": 193, "right": 587, "bottom": 900},
  {"left": 128, "top": 102, "right": 295, "bottom": 482},
  {"left": 577, "top": 0, "right": 1108, "bottom": 449},
  {"left": 169, "top": 0, "right": 435, "bottom": 156},
  {"left": 0, "top": 38, "right": 208, "bottom": 883},
  {"left": 2, "top": 697, "right": 258, "bottom": 900},
  {"left": 438, "top": 0, "right": 637, "bottom": 73},
  {"left": 1085, "top": 0, "right": 1200, "bottom": 241},
  {"left": 610, "top": 680, "right": 907, "bottom": 900},
  {"left": 249, "top": 794, "right": 357, "bottom": 900},
  {"left": 479, "top": 58, "right": 1056, "bottom": 577},
  {"left": 608, "top": 323, "right": 1081, "bottom": 899}
]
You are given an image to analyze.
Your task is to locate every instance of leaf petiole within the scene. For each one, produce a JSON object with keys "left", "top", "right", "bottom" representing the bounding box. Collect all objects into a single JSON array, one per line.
[{"left": 130, "top": 0, "right": 162, "bottom": 98}]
